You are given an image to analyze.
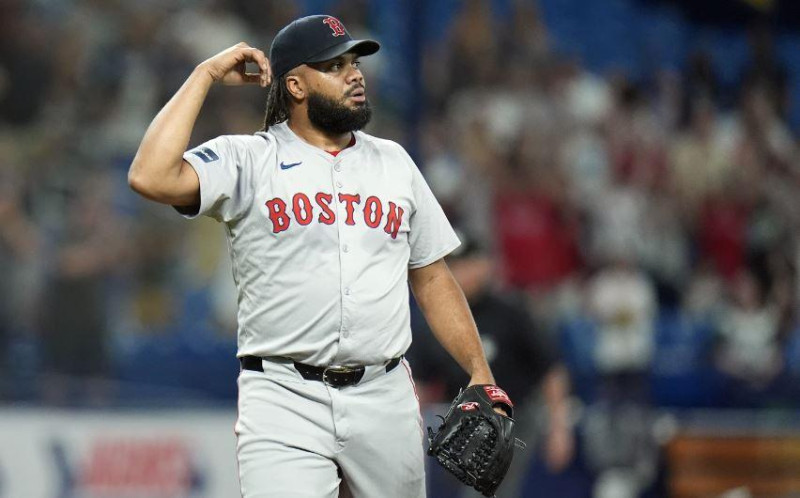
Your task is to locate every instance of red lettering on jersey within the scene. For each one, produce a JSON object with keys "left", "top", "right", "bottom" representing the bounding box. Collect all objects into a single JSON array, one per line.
[
  {"left": 338, "top": 193, "right": 361, "bottom": 226},
  {"left": 384, "top": 202, "right": 404, "bottom": 239},
  {"left": 265, "top": 198, "right": 290, "bottom": 233},
  {"left": 316, "top": 192, "right": 336, "bottom": 225},
  {"left": 292, "top": 193, "right": 313, "bottom": 226},
  {"left": 363, "top": 196, "right": 383, "bottom": 228},
  {"left": 323, "top": 17, "right": 346, "bottom": 37}
]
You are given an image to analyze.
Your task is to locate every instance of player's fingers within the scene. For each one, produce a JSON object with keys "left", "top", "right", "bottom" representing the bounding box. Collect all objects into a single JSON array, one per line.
[
  {"left": 493, "top": 406, "right": 510, "bottom": 417},
  {"left": 254, "top": 49, "right": 272, "bottom": 86},
  {"left": 242, "top": 72, "right": 264, "bottom": 85},
  {"left": 239, "top": 47, "right": 271, "bottom": 86}
]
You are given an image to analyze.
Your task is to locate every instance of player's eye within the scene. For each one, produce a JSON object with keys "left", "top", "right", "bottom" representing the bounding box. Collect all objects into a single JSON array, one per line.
[
  {"left": 330, "top": 62, "right": 342, "bottom": 71},
  {"left": 353, "top": 60, "right": 361, "bottom": 68}
]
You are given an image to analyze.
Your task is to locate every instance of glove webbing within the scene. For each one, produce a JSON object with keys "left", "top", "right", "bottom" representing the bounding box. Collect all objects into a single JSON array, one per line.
[{"left": 434, "top": 415, "right": 499, "bottom": 494}]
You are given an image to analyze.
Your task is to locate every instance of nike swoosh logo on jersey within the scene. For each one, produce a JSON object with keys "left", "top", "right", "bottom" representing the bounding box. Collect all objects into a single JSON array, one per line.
[{"left": 280, "top": 161, "right": 302, "bottom": 170}]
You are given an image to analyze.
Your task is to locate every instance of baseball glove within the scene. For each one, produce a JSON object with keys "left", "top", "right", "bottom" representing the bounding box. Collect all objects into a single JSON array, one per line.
[{"left": 427, "top": 385, "right": 518, "bottom": 497}]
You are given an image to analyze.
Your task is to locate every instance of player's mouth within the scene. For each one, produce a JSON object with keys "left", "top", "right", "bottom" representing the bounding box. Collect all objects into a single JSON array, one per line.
[{"left": 347, "top": 87, "right": 366, "bottom": 103}]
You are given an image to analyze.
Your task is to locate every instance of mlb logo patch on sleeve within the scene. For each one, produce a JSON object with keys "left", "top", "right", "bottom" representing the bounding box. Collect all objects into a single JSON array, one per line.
[{"left": 191, "top": 147, "right": 220, "bottom": 163}]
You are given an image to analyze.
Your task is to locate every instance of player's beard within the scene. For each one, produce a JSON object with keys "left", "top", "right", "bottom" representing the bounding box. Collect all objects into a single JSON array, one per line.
[{"left": 307, "top": 90, "right": 372, "bottom": 134}]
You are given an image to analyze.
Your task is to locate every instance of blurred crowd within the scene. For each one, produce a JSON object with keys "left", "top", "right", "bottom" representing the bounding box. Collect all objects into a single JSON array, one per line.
[
  {"left": 0, "top": 0, "right": 799, "bottom": 416},
  {"left": 0, "top": 0, "right": 310, "bottom": 402},
  {"left": 419, "top": 0, "right": 800, "bottom": 411},
  {"left": 412, "top": 3, "right": 800, "bottom": 493}
]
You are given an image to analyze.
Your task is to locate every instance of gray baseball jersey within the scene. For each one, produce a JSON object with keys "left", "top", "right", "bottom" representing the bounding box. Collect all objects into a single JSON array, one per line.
[{"left": 181, "top": 121, "right": 460, "bottom": 366}]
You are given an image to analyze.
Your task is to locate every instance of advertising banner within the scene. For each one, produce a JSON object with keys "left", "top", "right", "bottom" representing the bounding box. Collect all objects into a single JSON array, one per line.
[{"left": 0, "top": 409, "right": 239, "bottom": 498}]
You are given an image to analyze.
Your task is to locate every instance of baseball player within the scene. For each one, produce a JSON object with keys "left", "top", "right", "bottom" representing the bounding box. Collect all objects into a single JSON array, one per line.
[{"left": 128, "top": 15, "right": 503, "bottom": 498}]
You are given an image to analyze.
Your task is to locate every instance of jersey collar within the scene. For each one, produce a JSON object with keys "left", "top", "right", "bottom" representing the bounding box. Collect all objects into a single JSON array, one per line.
[{"left": 265, "top": 122, "right": 363, "bottom": 161}]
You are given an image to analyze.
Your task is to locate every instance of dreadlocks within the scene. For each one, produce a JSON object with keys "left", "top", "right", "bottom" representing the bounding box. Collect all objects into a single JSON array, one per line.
[{"left": 262, "top": 75, "right": 292, "bottom": 130}]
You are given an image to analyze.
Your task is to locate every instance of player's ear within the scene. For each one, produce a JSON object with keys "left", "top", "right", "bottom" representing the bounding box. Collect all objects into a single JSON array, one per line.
[{"left": 285, "top": 73, "right": 305, "bottom": 100}]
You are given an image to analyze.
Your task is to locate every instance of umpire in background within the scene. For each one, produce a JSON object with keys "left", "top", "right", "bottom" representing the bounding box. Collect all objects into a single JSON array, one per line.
[{"left": 409, "top": 230, "right": 574, "bottom": 496}]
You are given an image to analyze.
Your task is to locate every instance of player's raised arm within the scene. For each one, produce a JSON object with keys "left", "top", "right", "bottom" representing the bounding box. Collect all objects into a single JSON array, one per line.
[{"left": 127, "top": 42, "right": 271, "bottom": 207}]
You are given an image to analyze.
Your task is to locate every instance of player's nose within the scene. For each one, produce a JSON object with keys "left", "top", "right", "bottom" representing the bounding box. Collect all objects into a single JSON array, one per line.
[{"left": 345, "top": 65, "right": 364, "bottom": 85}]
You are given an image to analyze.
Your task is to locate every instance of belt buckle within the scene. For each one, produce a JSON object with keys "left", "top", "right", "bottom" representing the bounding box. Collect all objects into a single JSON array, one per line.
[{"left": 322, "top": 365, "right": 355, "bottom": 387}]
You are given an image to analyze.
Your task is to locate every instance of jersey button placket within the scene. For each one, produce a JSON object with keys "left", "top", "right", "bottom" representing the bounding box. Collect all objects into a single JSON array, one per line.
[{"left": 334, "top": 160, "right": 351, "bottom": 346}]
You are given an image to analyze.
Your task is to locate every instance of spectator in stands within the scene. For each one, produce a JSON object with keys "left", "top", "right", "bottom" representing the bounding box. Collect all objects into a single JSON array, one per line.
[
  {"left": 0, "top": 1, "right": 53, "bottom": 126},
  {"left": 714, "top": 267, "right": 783, "bottom": 403},
  {"left": 606, "top": 79, "right": 668, "bottom": 191},
  {"left": 586, "top": 251, "right": 658, "bottom": 403},
  {"left": 0, "top": 161, "right": 40, "bottom": 398},
  {"left": 742, "top": 24, "right": 788, "bottom": 120},
  {"left": 683, "top": 51, "right": 720, "bottom": 111},
  {"left": 669, "top": 97, "right": 737, "bottom": 216},
  {"left": 494, "top": 130, "right": 582, "bottom": 294},
  {"left": 37, "top": 172, "right": 128, "bottom": 406}
]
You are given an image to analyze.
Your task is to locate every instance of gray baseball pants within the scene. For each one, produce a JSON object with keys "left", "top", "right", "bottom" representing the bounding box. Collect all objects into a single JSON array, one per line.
[{"left": 235, "top": 357, "right": 426, "bottom": 498}]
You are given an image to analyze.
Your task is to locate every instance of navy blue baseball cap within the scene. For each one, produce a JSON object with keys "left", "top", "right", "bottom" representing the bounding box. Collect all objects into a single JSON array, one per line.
[{"left": 269, "top": 15, "right": 380, "bottom": 78}]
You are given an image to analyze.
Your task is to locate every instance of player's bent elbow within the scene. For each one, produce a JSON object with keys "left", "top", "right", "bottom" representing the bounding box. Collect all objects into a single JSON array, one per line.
[
  {"left": 127, "top": 168, "right": 171, "bottom": 203},
  {"left": 127, "top": 159, "right": 197, "bottom": 205},
  {"left": 127, "top": 168, "right": 145, "bottom": 194},
  {"left": 127, "top": 168, "right": 156, "bottom": 198}
]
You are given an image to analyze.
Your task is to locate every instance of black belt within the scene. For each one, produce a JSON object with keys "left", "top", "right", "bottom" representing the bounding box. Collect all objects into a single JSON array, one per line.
[{"left": 240, "top": 355, "right": 403, "bottom": 387}]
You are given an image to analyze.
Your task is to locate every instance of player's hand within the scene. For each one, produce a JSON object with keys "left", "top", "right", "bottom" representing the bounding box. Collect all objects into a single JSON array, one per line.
[
  {"left": 198, "top": 42, "right": 272, "bottom": 87},
  {"left": 468, "top": 376, "right": 511, "bottom": 417}
]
